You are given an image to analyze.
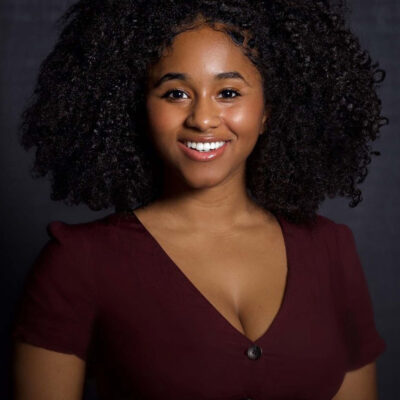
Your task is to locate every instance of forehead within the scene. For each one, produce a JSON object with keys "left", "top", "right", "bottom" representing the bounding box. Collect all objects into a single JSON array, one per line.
[{"left": 148, "top": 25, "right": 260, "bottom": 82}]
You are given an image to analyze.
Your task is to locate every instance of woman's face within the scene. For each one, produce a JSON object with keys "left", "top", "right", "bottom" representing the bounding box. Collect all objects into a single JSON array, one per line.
[{"left": 146, "top": 24, "right": 267, "bottom": 190}]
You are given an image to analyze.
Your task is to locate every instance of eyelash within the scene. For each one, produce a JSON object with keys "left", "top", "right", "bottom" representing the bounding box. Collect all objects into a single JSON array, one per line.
[{"left": 161, "top": 88, "right": 241, "bottom": 100}]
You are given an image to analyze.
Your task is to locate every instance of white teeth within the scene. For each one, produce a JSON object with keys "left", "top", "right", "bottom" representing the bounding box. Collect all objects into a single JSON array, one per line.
[{"left": 184, "top": 141, "right": 226, "bottom": 152}]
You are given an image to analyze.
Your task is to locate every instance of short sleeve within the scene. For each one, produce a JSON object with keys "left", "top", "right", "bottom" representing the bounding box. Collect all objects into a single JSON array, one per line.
[
  {"left": 12, "top": 221, "right": 96, "bottom": 361},
  {"left": 334, "top": 223, "right": 386, "bottom": 371}
]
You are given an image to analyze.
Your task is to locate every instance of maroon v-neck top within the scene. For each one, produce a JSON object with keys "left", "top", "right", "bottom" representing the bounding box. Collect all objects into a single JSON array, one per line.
[{"left": 12, "top": 211, "right": 386, "bottom": 400}]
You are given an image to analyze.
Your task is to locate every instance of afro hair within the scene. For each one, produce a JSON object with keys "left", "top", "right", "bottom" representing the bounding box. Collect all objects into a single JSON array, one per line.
[{"left": 19, "top": 0, "right": 389, "bottom": 224}]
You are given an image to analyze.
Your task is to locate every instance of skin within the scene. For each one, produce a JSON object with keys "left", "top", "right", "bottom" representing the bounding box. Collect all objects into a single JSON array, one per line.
[
  {"left": 332, "top": 363, "right": 379, "bottom": 400},
  {"left": 13, "top": 342, "right": 86, "bottom": 400},
  {"left": 13, "top": 22, "right": 380, "bottom": 400},
  {"left": 145, "top": 21, "right": 269, "bottom": 232}
]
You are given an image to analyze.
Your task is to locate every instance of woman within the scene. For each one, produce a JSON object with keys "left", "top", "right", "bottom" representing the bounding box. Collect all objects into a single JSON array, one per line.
[{"left": 12, "top": 0, "right": 388, "bottom": 399}]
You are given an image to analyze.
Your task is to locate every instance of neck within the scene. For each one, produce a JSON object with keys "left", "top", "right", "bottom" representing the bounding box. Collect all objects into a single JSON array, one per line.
[{"left": 150, "top": 165, "right": 265, "bottom": 232}]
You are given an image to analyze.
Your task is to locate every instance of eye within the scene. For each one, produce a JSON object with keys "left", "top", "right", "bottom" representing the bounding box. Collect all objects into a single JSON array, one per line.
[
  {"left": 161, "top": 89, "right": 189, "bottom": 100},
  {"left": 218, "top": 89, "right": 241, "bottom": 99}
]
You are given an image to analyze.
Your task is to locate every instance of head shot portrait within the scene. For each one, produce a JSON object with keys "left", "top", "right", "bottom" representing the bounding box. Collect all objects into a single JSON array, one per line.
[{"left": 2, "top": 1, "right": 398, "bottom": 399}]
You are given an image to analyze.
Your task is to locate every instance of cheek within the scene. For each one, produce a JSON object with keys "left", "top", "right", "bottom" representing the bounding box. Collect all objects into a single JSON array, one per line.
[
  {"left": 145, "top": 99, "right": 185, "bottom": 162},
  {"left": 224, "top": 96, "right": 264, "bottom": 139},
  {"left": 146, "top": 98, "right": 181, "bottom": 142}
]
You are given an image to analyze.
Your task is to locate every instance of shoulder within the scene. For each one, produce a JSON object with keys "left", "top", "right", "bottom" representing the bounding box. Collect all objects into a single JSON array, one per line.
[
  {"left": 45, "top": 212, "right": 126, "bottom": 246},
  {"left": 32, "top": 213, "right": 120, "bottom": 278},
  {"left": 25, "top": 214, "right": 125, "bottom": 295},
  {"left": 282, "top": 213, "right": 356, "bottom": 260},
  {"left": 43, "top": 212, "right": 147, "bottom": 266},
  {"left": 305, "top": 215, "right": 363, "bottom": 275},
  {"left": 309, "top": 214, "right": 355, "bottom": 250},
  {"left": 284, "top": 212, "right": 351, "bottom": 239}
]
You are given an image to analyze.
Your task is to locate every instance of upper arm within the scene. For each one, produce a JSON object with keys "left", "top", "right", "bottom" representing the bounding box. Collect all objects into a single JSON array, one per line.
[
  {"left": 331, "top": 221, "right": 386, "bottom": 400},
  {"left": 11, "top": 221, "right": 97, "bottom": 398},
  {"left": 333, "top": 223, "right": 386, "bottom": 370},
  {"left": 13, "top": 341, "right": 86, "bottom": 400},
  {"left": 332, "top": 361, "right": 378, "bottom": 400}
]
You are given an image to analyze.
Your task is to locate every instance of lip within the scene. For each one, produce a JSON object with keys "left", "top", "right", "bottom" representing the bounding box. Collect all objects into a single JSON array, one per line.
[{"left": 177, "top": 140, "right": 230, "bottom": 162}]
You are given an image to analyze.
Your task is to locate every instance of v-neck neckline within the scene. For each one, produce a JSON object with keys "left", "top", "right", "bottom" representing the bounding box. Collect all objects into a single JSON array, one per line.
[{"left": 122, "top": 209, "right": 292, "bottom": 346}]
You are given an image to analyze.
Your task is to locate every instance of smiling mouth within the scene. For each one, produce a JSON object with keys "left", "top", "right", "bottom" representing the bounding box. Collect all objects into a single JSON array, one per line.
[
  {"left": 177, "top": 140, "right": 230, "bottom": 161},
  {"left": 178, "top": 139, "right": 231, "bottom": 152},
  {"left": 178, "top": 138, "right": 231, "bottom": 149}
]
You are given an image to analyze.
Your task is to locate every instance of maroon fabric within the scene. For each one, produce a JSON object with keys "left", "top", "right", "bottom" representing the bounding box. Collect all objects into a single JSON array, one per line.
[{"left": 12, "top": 211, "right": 386, "bottom": 400}]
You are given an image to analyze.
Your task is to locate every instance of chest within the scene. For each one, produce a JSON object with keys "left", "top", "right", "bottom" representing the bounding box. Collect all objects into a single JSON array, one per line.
[
  {"left": 138, "top": 222, "right": 288, "bottom": 343},
  {"left": 94, "top": 214, "right": 348, "bottom": 400}
]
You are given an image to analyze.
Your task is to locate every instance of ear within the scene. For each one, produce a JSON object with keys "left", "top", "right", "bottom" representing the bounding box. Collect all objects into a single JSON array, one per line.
[{"left": 260, "top": 110, "right": 268, "bottom": 135}]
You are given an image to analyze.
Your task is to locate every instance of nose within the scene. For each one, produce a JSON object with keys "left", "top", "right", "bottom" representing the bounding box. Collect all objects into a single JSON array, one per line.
[{"left": 185, "top": 95, "right": 221, "bottom": 131}]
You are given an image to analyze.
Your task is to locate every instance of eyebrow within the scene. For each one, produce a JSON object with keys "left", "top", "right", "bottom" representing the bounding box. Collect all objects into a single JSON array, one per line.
[{"left": 152, "top": 71, "right": 250, "bottom": 88}]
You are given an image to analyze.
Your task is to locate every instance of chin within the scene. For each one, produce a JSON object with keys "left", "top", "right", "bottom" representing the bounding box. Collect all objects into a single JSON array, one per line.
[{"left": 179, "top": 169, "right": 230, "bottom": 190}]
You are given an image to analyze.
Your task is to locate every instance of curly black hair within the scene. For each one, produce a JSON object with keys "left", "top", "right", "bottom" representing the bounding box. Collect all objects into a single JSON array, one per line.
[{"left": 19, "top": 0, "right": 388, "bottom": 224}]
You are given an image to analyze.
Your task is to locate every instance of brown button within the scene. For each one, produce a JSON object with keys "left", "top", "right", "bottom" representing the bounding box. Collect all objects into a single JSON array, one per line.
[{"left": 246, "top": 344, "right": 262, "bottom": 360}]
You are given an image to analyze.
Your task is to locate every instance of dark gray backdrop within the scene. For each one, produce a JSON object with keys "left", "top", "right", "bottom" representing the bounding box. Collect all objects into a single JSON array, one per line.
[{"left": 1, "top": 1, "right": 399, "bottom": 399}]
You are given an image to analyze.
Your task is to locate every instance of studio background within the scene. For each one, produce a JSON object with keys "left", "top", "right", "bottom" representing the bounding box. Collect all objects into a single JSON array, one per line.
[{"left": 1, "top": 0, "right": 398, "bottom": 399}]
